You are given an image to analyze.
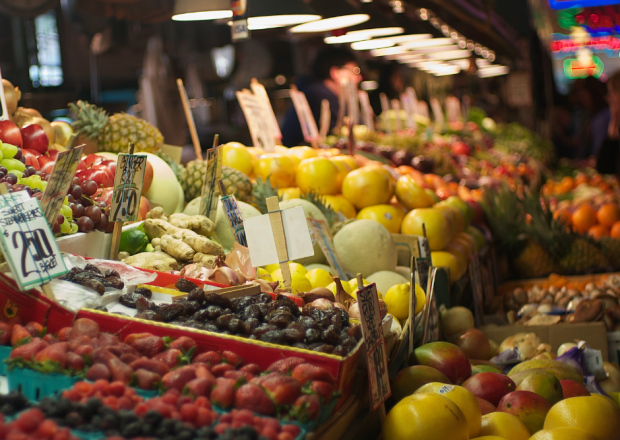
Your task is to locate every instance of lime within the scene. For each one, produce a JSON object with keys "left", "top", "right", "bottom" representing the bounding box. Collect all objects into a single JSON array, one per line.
[{"left": 120, "top": 229, "right": 149, "bottom": 255}]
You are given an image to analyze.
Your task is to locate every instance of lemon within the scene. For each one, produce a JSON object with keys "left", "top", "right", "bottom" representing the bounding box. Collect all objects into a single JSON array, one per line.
[
  {"left": 306, "top": 268, "right": 333, "bottom": 289},
  {"left": 271, "top": 262, "right": 307, "bottom": 280},
  {"left": 277, "top": 187, "right": 301, "bottom": 200},
  {"left": 471, "top": 437, "right": 507, "bottom": 440},
  {"left": 529, "top": 428, "right": 595, "bottom": 440},
  {"left": 479, "top": 413, "right": 530, "bottom": 440},
  {"left": 357, "top": 204, "right": 405, "bottom": 234},
  {"left": 290, "top": 272, "right": 312, "bottom": 293},
  {"left": 264, "top": 263, "right": 280, "bottom": 273},
  {"left": 221, "top": 142, "right": 253, "bottom": 176},
  {"left": 544, "top": 395, "right": 620, "bottom": 440},
  {"left": 327, "top": 280, "right": 354, "bottom": 296},
  {"left": 383, "top": 283, "right": 425, "bottom": 322},
  {"left": 256, "top": 268, "right": 273, "bottom": 282},
  {"left": 323, "top": 195, "right": 357, "bottom": 219},
  {"left": 383, "top": 393, "right": 469, "bottom": 440},
  {"left": 415, "top": 383, "right": 481, "bottom": 438},
  {"left": 347, "top": 279, "right": 383, "bottom": 299}
]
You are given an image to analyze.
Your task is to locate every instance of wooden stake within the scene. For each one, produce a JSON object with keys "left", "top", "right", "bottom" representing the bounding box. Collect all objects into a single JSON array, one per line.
[
  {"left": 177, "top": 78, "right": 203, "bottom": 161},
  {"left": 319, "top": 99, "right": 331, "bottom": 143},
  {"left": 356, "top": 273, "right": 363, "bottom": 290},
  {"left": 110, "top": 143, "right": 135, "bottom": 261},
  {"left": 266, "top": 197, "right": 292, "bottom": 290},
  {"left": 408, "top": 255, "right": 416, "bottom": 360}
]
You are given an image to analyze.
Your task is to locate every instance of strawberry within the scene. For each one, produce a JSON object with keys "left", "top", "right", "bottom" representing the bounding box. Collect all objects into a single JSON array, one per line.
[
  {"left": 261, "top": 374, "right": 302, "bottom": 406},
  {"left": 135, "top": 369, "right": 161, "bottom": 390},
  {"left": 130, "top": 335, "right": 165, "bottom": 357},
  {"left": 24, "top": 322, "right": 45, "bottom": 337},
  {"left": 85, "top": 364, "right": 111, "bottom": 381},
  {"left": 91, "top": 348, "right": 117, "bottom": 365},
  {"left": 210, "top": 378, "right": 236, "bottom": 409},
  {"left": 224, "top": 370, "right": 254, "bottom": 383},
  {"left": 123, "top": 332, "right": 152, "bottom": 345},
  {"left": 291, "top": 394, "right": 320, "bottom": 423},
  {"left": 267, "top": 357, "right": 307, "bottom": 374},
  {"left": 169, "top": 336, "right": 197, "bottom": 353},
  {"left": 57, "top": 327, "right": 72, "bottom": 341},
  {"left": 239, "top": 364, "right": 262, "bottom": 375},
  {"left": 192, "top": 351, "right": 222, "bottom": 365},
  {"left": 10, "top": 324, "right": 31, "bottom": 346},
  {"left": 10, "top": 338, "right": 48, "bottom": 360},
  {"left": 42, "top": 334, "right": 58, "bottom": 344},
  {"left": 212, "top": 363, "right": 236, "bottom": 377},
  {"left": 251, "top": 372, "right": 281, "bottom": 386},
  {"left": 69, "top": 318, "right": 99, "bottom": 339},
  {"left": 222, "top": 351, "right": 243, "bottom": 367},
  {"left": 235, "top": 383, "right": 275, "bottom": 415},
  {"left": 184, "top": 377, "right": 215, "bottom": 397},
  {"left": 153, "top": 349, "right": 185, "bottom": 369},
  {"left": 34, "top": 342, "right": 69, "bottom": 368},
  {"left": 195, "top": 365, "right": 215, "bottom": 381},
  {"left": 119, "top": 353, "right": 140, "bottom": 364},
  {"left": 292, "top": 364, "right": 336, "bottom": 386},
  {"left": 93, "top": 332, "right": 119, "bottom": 348},
  {"left": 106, "top": 358, "right": 133, "bottom": 383},
  {"left": 16, "top": 408, "right": 44, "bottom": 433},
  {"left": 195, "top": 407, "right": 216, "bottom": 428},
  {"left": 162, "top": 365, "right": 196, "bottom": 391},
  {"left": 108, "top": 343, "right": 140, "bottom": 358},
  {"left": 180, "top": 402, "right": 198, "bottom": 423},
  {"left": 68, "top": 335, "right": 91, "bottom": 351},
  {"left": 282, "top": 425, "right": 301, "bottom": 437},
  {"left": 129, "top": 358, "right": 170, "bottom": 376},
  {"left": 278, "top": 433, "right": 294, "bottom": 440},
  {"left": 308, "top": 380, "right": 334, "bottom": 404},
  {"left": 74, "top": 345, "right": 93, "bottom": 357},
  {"left": 0, "top": 322, "right": 11, "bottom": 346},
  {"left": 66, "top": 352, "right": 85, "bottom": 372}
]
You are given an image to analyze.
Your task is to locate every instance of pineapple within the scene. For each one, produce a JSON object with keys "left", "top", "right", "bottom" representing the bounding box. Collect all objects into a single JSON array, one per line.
[
  {"left": 596, "top": 236, "right": 620, "bottom": 269},
  {"left": 511, "top": 240, "right": 555, "bottom": 279},
  {"left": 179, "top": 162, "right": 253, "bottom": 203},
  {"left": 558, "top": 238, "right": 611, "bottom": 274},
  {"left": 69, "top": 100, "right": 162, "bottom": 154},
  {"left": 252, "top": 176, "right": 280, "bottom": 214}
]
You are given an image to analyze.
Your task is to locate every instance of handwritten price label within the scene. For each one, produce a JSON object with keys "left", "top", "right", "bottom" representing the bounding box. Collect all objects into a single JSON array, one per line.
[
  {"left": 199, "top": 147, "right": 223, "bottom": 223},
  {"left": 0, "top": 195, "right": 67, "bottom": 290},
  {"left": 110, "top": 153, "right": 147, "bottom": 223}
]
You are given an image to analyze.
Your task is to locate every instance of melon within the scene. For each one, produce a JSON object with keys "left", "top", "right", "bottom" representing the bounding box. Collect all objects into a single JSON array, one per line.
[
  {"left": 367, "top": 270, "right": 409, "bottom": 294},
  {"left": 185, "top": 197, "right": 261, "bottom": 252},
  {"left": 305, "top": 263, "right": 335, "bottom": 275},
  {"left": 143, "top": 153, "right": 184, "bottom": 215},
  {"left": 279, "top": 198, "right": 327, "bottom": 265},
  {"left": 333, "top": 219, "right": 397, "bottom": 277},
  {"left": 395, "top": 266, "right": 412, "bottom": 279}
]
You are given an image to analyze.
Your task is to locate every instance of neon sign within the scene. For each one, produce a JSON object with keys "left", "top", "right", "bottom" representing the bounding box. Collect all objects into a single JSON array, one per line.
[
  {"left": 551, "top": 0, "right": 620, "bottom": 10},
  {"left": 557, "top": 6, "right": 620, "bottom": 33},
  {"left": 563, "top": 55, "right": 604, "bottom": 78},
  {"left": 551, "top": 33, "right": 620, "bottom": 58}
]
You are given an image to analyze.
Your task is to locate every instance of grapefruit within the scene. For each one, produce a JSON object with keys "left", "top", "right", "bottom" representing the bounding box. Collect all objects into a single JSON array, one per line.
[
  {"left": 342, "top": 166, "right": 394, "bottom": 209},
  {"left": 395, "top": 175, "right": 435, "bottom": 210},
  {"left": 431, "top": 251, "right": 462, "bottom": 284},
  {"left": 222, "top": 142, "right": 253, "bottom": 176},
  {"left": 323, "top": 195, "right": 356, "bottom": 219},
  {"left": 402, "top": 208, "right": 454, "bottom": 251},
  {"left": 255, "top": 154, "right": 296, "bottom": 188},
  {"left": 296, "top": 157, "right": 341, "bottom": 195},
  {"left": 356, "top": 204, "right": 404, "bottom": 233}
]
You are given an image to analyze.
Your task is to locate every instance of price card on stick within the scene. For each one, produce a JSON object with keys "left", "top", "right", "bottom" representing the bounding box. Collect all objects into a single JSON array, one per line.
[
  {"left": 430, "top": 98, "right": 445, "bottom": 126},
  {"left": 244, "top": 197, "right": 313, "bottom": 289},
  {"left": 307, "top": 218, "right": 347, "bottom": 281},
  {"left": 40, "top": 135, "right": 84, "bottom": 226},
  {"left": 380, "top": 93, "right": 391, "bottom": 134},
  {"left": 0, "top": 67, "right": 9, "bottom": 121},
  {"left": 0, "top": 188, "right": 67, "bottom": 291},
  {"left": 445, "top": 96, "right": 462, "bottom": 123},
  {"left": 319, "top": 99, "right": 331, "bottom": 142},
  {"left": 251, "top": 79, "right": 282, "bottom": 143},
  {"left": 290, "top": 86, "right": 320, "bottom": 148},
  {"left": 199, "top": 135, "right": 223, "bottom": 223},
  {"left": 390, "top": 99, "right": 403, "bottom": 131},
  {"left": 347, "top": 82, "right": 360, "bottom": 125},
  {"left": 400, "top": 93, "right": 415, "bottom": 130},
  {"left": 407, "top": 87, "right": 419, "bottom": 118},
  {"left": 358, "top": 90, "right": 375, "bottom": 132},
  {"left": 218, "top": 180, "right": 247, "bottom": 247},
  {"left": 417, "top": 101, "right": 430, "bottom": 120},
  {"left": 237, "top": 90, "right": 277, "bottom": 152},
  {"left": 356, "top": 274, "right": 391, "bottom": 419}
]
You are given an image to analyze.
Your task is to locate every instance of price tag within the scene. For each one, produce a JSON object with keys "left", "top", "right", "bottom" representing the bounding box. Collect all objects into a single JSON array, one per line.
[
  {"left": 462, "top": 95, "right": 471, "bottom": 122},
  {"left": 357, "top": 282, "right": 391, "bottom": 410},
  {"left": 219, "top": 181, "right": 247, "bottom": 247},
  {"left": 110, "top": 153, "right": 147, "bottom": 223},
  {"left": 358, "top": 90, "right": 375, "bottom": 132},
  {"left": 430, "top": 98, "right": 445, "bottom": 126},
  {"left": 307, "top": 218, "right": 347, "bottom": 281},
  {"left": 417, "top": 100, "right": 430, "bottom": 120},
  {"left": 290, "top": 88, "right": 320, "bottom": 145},
  {"left": 0, "top": 67, "right": 8, "bottom": 121},
  {"left": 469, "top": 253, "right": 484, "bottom": 327},
  {"left": 40, "top": 145, "right": 85, "bottom": 226},
  {"left": 445, "top": 96, "right": 462, "bottom": 123},
  {"left": 319, "top": 99, "right": 331, "bottom": 141},
  {"left": 0, "top": 195, "right": 67, "bottom": 290},
  {"left": 415, "top": 257, "right": 431, "bottom": 295},
  {"left": 231, "top": 19, "right": 249, "bottom": 41},
  {"left": 390, "top": 99, "right": 402, "bottom": 131},
  {"left": 237, "top": 90, "right": 276, "bottom": 152},
  {"left": 251, "top": 79, "right": 282, "bottom": 141},
  {"left": 407, "top": 87, "right": 419, "bottom": 120},
  {"left": 400, "top": 93, "right": 415, "bottom": 129},
  {"left": 347, "top": 82, "right": 359, "bottom": 125},
  {"left": 199, "top": 147, "right": 223, "bottom": 223},
  {"left": 380, "top": 93, "right": 391, "bottom": 134}
]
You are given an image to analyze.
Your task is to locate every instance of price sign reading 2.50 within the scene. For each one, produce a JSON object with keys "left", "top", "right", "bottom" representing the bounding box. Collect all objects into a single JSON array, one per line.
[
  {"left": 13, "top": 228, "right": 55, "bottom": 278},
  {"left": 110, "top": 153, "right": 147, "bottom": 223}
]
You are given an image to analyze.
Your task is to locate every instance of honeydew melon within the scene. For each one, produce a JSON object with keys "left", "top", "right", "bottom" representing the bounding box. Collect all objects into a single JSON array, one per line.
[
  {"left": 143, "top": 153, "right": 184, "bottom": 215},
  {"left": 367, "top": 270, "right": 409, "bottom": 294}
]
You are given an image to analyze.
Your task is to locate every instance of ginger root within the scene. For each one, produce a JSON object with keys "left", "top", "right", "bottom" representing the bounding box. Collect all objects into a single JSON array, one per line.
[
  {"left": 160, "top": 234, "right": 195, "bottom": 261},
  {"left": 146, "top": 207, "right": 168, "bottom": 221},
  {"left": 122, "top": 251, "right": 179, "bottom": 271},
  {"left": 193, "top": 252, "right": 218, "bottom": 267},
  {"left": 183, "top": 235, "right": 223, "bottom": 255},
  {"left": 169, "top": 213, "right": 215, "bottom": 237}
]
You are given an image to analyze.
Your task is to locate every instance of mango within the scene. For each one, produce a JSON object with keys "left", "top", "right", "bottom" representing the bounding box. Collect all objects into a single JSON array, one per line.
[{"left": 497, "top": 390, "right": 552, "bottom": 435}]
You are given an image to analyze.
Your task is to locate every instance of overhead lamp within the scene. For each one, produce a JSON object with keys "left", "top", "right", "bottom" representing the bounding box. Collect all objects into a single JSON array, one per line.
[
  {"left": 477, "top": 65, "right": 509, "bottom": 78},
  {"left": 351, "top": 39, "right": 395, "bottom": 50},
  {"left": 411, "top": 45, "right": 461, "bottom": 54},
  {"left": 400, "top": 38, "right": 453, "bottom": 49},
  {"left": 476, "top": 59, "right": 490, "bottom": 68},
  {"left": 450, "top": 59, "right": 471, "bottom": 69},
  {"left": 370, "top": 34, "right": 432, "bottom": 44},
  {"left": 246, "top": 0, "right": 321, "bottom": 30},
  {"left": 426, "top": 50, "right": 471, "bottom": 60},
  {"left": 370, "top": 46, "right": 410, "bottom": 56},
  {"left": 172, "top": 0, "right": 233, "bottom": 21},
  {"left": 325, "top": 33, "right": 371, "bottom": 44},
  {"left": 345, "top": 2, "right": 404, "bottom": 38},
  {"left": 430, "top": 65, "right": 460, "bottom": 75},
  {"left": 289, "top": 0, "right": 369, "bottom": 33}
]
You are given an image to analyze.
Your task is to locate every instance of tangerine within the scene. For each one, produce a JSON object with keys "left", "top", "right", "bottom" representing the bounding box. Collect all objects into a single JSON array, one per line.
[
  {"left": 571, "top": 204, "right": 597, "bottom": 234},
  {"left": 575, "top": 173, "right": 590, "bottom": 186},
  {"left": 611, "top": 221, "right": 620, "bottom": 238},
  {"left": 597, "top": 204, "right": 620, "bottom": 227},
  {"left": 589, "top": 224, "right": 610, "bottom": 239}
]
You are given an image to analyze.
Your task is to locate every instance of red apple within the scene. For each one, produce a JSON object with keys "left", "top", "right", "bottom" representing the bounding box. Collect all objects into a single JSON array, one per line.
[
  {"left": 37, "top": 155, "right": 55, "bottom": 168},
  {"left": 76, "top": 168, "right": 114, "bottom": 187},
  {"left": 82, "top": 154, "right": 106, "bottom": 168},
  {"left": 497, "top": 391, "right": 552, "bottom": 435},
  {"left": 142, "top": 160, "right": 154, "bottom": 194},
  {"left": 21, "top": 150, "right": 40, "bottom": 170},
  {"left": 97, "top": 160, "right": 116, "bottom": 178},
  {"left": 0, "top": 120, "right": 23, "bottom": 148},
  {"left": 560, "top": 380, "right": 590, "bottom": 398},
  {"left": 20, "top": 125, "right": 49, "bottom": 154},
  {"left": 451, "top": 141, "right": 471, "bottom": 156},
  {"left": 41, "top": 161, "right": 55, "bottom": 175},
  {"left": 462, "top": 372, "right": 516, "bottom": 406},
  {"left": 47, "top": 150, "right": 59, "bottom": 159},
  {"left": 410, "top": 341, "right": 472, "bottom": 385},
  {"left": 93, "top": 187, "right": 114, "bottom": 206},
  {"left": 138, "top": 196, "right": 151, "bottom": 221},
  {"left": 75, "top": 160, "right": 86, "bottom": 173},
  {"left": 476, "top": 397, "right": 496, "bottom": 415}
]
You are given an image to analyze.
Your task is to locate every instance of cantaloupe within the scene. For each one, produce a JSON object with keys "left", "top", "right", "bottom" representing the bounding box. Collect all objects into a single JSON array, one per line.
[
  {"left": 367, "top": 270, "right": 409, "bottom": 294},
  {"left": 333, "top": 219, "right": 397, "bottom": 277},
  {"left": 143, "top": 153, "right": 184, "bottom": 215},
  {"left": 279, "top": 198, "right": 327, "bottom": 265}
]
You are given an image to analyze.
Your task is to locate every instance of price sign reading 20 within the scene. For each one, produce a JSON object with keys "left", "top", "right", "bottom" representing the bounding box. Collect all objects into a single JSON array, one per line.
[{"left": 110, "top": 154, "right": 147, "bottom": 223}]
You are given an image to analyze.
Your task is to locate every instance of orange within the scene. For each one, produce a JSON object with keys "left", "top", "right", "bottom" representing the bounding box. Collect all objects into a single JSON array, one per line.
[
  {"left": 543, "top": 395, "right": 620, "bottom": 440},
  {"left": 295, "top": 157, "right": 341, "bottom": 195},
  {"left": 342, "top": 167, "right": 394, "bottom": 209},
  {"left": 553, "top": 209, "right": 572, "bottom": 228},
  {"left": 356, "top": 204, "right": 405, "bottom": 234},
  {"left": 571, "top": 204, "right": 597, "bottom": 233},
  {"left": 560, "top": 176, "right": 575, "bottom": 191},
  {"left": 611, "top": 221, "right": 620, "bottom": 238},
  {"left": 255, "top": 154, "right": 296, "bottom": 188},
  {"left": 575, "top": 173, "right": 590, "bottom": 186},
  {"left": 596, "top": 203, "right": 620, "bottom": 227},
  {"left": 588, "top": 224, "right": 609, "bottom": 239}
]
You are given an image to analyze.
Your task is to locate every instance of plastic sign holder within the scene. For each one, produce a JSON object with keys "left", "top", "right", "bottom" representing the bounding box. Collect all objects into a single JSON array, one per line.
[
  {"left": 307, "top": 218, "right": 347, "bottom": 281},
  {"left": 236, "top": 90, "right": 277, "bottom": 152},
  {"left": 218, "top": 180, "right": 247, "bottom": 247},
  {"left": 244, "top": 197, "right": 313, "bottom": 289},
  {"left": 177, "top": 78, "right": 204, "bottom": 161},
  {"left": 290, "top": 86, "right": 320, "bottom": 149},
  {"left": 109, "top": 143, "right": 147, "bottom": 260},
  {"left": 199, "top": 135, "right": 222, "bottom": 223}
]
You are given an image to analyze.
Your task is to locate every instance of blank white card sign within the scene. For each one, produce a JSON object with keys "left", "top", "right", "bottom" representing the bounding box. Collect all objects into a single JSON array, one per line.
[{"left": 244, "top": 205, "right": 314, "bottom": 267}]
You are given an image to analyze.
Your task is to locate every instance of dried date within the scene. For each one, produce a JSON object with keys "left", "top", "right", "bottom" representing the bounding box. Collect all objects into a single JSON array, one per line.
[
  {"left": 136, "top": 296, "right": 155, "bottom": 313},
  {"left": 134, "top": 287, "right": 152, "bottom": 299},
  {"left": 204, "top": 292, "right": 233, "bottom": 309},
  {"left": 183, "top": 301, "right": 201, "bottom": 316},
  {"left": 159, "top": 303, "right": 185, "bottom": 322},
  {"left": 101, "top": 277, "right": 124, "bottom": 289},
  {"left": 260, "top": 331, "right": 284, "bottom": 344},
  {"left": 187, "top": 288, "right": 206, "bottom": 305},
  {"left": 135, "top": 311, "right": 162, "bottom": 321},
  {"left": 176, "top": 278, "right": 199, "bottom": 293},
  {"left": 119, "top": 293, "right": 141, "bottom": 308}
]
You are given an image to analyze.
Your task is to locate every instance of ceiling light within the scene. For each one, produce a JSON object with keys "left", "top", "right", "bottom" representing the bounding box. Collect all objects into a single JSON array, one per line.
[
  {"left": 347, "top": 27, "right": 404, "bottom": 38},
  {"left": 400, "top": 38, "right": 452, "bottom": 48},
  {"left": 325, "top": 33, "right": 371, "bottom": 44},
  {"left": 434, "top": 70, "right": 460, "bottom": 76},
  {"left": 370, "top": 46, "right": 410, "bottom": 56},
  {"left": 289, "top": 0, "right": 369, "bottom": 33},
  {"left": 369, "top": 34, "right": 432, "bottom": 44},
  {"left": 477, "top": 65, "right": 509, "bottom": 78},
  {"left": 360, "top": 80, "right": 379, "bottom": 91},
  {"left": 450, "top": 59, "right": 471, "bottom": 69},
  {"left": 172, "top": 0, "right": 233, "bottom": 21},
  {"left": 430, "top": 65, "right": 460, "bottom": 74},
  {"left": 246, "top": 0, "right": 321, "bottom": 30},
  {"left": 411, "top": 45, "right": 461, "bottom": 54},
  {"left": 351, "top": 39, "right": 395, "bottom": 50},
  {"left": 476, "top": 59, "right": 490, "bottom": 68},
  {"left": 345, "top": 2, "right": 404, "bottom": 38},
  {"left": 426, "top": 50, "right": 471, "bottom": 60}
]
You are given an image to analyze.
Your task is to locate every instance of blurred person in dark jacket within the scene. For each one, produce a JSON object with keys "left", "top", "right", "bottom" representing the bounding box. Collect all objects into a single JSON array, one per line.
[{"left": 596, "top": 71, "right": 620, "bottom": 177}]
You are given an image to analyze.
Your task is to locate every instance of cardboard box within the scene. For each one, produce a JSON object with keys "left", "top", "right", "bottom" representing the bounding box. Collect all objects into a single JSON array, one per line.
[
  {"left": 480, "top": 322, "right": 609, "bottom": 361},
  {"left": 56, "top": 231, "right": 113, "bottom": 260},
  {"left": 77, "top": 308, "right": 361, "bottom": 408}
]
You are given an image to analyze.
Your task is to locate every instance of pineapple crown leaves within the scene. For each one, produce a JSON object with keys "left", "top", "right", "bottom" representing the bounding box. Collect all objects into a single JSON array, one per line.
[
  {"left": 252, "top": 176, "right": 281, "bottom": 214},
  {"left": 68, "top": 100, "right": 109, "bottom": 139},
  {"left": 480, "top": 183, "right": 527, "bottom": 256},
  {"left": 301, "top": 189, "right": 339, "bottom": 228}
]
